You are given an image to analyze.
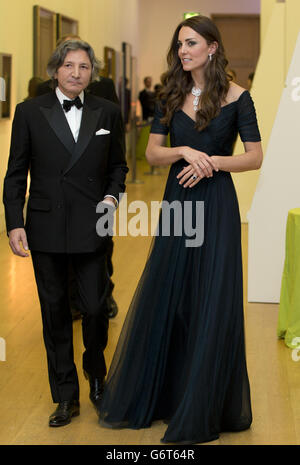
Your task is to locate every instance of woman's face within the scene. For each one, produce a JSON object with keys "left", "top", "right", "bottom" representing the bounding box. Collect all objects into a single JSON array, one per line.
[{"left": 177, "top": 26, "right": 216, "bottom": 73}]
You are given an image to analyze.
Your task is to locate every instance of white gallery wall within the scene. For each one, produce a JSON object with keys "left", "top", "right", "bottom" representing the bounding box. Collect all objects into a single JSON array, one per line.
[{"left": 248, "top": 1, "right": 300, "bottom": 303}]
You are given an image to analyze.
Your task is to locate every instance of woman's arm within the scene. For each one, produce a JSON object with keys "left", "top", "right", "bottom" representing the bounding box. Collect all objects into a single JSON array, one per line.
[
  {"left": 146, "top": 133, "right": 219, "bottom": 178},
  {"left": 211, "top": 141, "right": 263, "bottom": 172},
  {"left": 145, "top": 134, "right": 183, "bottom": 166},
  {"left": 177, "top": 141, "right": 263, "bottom": 188}
]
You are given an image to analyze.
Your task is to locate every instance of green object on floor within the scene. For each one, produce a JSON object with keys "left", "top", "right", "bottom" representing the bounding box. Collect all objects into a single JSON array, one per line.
[
  {"left": 135, "top": 125, "right": 170, "bottom": 161},
  {"left": 136, "top": 125, "right": 151, "bottom": 160},
  {"left": 277, "top": 208, "right": 300, "bottom": 348}
]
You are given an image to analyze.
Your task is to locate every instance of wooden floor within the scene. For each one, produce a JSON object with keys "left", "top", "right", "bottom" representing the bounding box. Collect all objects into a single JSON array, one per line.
[{"left": 0, "top": 159, "right": 299, "bottom": 446}]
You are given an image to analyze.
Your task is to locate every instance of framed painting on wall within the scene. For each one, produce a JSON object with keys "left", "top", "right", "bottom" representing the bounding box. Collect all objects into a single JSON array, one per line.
[
  {"left": 33, "top": 5, "right": 57, "bottom": 80},
  {"left": 103, "top": 46, "right": 116, "bottom": 83},
  {"left": 56, "top": 14, "right": 79, "bottom": 40},
  {"left": 0, "top": 53, "right": 12, "bottom": 119}
]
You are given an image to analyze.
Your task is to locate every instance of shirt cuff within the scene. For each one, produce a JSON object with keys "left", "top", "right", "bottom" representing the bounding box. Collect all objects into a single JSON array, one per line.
[{"left": 103, "top": 195, "right": 118, "bottom": 207}]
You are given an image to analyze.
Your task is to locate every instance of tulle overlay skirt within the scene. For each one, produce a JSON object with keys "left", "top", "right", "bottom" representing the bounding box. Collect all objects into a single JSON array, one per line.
[{"left": 99, "top": 167, "right": 252, "bottom": 444}]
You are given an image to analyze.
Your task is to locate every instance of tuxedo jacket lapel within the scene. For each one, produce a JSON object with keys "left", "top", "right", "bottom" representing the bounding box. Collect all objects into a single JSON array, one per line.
[
  {"left": 39, "top": 93, "right": 75, "bottom": 155},
  {"left": 64, "top": 96, "right": 103, "bottom": 174},
  {"left": 38, "top": 92, "right": 104, "bottom": 174}
]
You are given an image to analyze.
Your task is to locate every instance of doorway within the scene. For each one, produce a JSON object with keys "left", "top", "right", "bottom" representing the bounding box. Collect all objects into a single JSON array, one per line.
[{"left": 212, "top": 14, "right": 260, "bottom": 89}]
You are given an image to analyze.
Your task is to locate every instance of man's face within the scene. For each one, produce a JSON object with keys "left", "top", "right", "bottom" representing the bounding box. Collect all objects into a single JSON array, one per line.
[
  {"left": 145, "top": 77, "right": 152, "bottom": 89},
  {"left": 55, "top": 49, "right": 92, "bottom": 99}
]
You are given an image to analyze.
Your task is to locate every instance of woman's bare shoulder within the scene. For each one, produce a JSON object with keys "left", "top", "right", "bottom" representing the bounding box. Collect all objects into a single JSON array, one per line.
[{"left": 226, "top": 81, "right": 247, "bottom": 104}]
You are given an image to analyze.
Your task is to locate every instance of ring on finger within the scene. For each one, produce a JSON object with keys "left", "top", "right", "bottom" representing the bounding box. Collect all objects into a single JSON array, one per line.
[{"left": 192, "top": 174, "right": 198, "bottom": 180}]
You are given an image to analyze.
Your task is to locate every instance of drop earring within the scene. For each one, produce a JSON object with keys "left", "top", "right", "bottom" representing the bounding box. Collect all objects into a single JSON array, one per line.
[{"left": 208, "top": 53, "right": 213, "bottom": 61}]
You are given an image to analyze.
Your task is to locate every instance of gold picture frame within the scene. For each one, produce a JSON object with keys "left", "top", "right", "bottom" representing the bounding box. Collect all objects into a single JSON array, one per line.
[
  {"left": 56, "top": 14, "right": 79, "bottom": 39},
  {"left": 0, "top": 53, "right": 12, "bottom": 119},
  {"left": 103, "top": 46, "right": 116, "bottom": 82},
  {"left": 33, "top": 5, "right": 57, "bottom": 80}
]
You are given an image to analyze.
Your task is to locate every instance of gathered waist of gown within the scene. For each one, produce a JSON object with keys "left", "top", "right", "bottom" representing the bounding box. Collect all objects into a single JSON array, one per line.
[{"left": 164, "top": 165, "right": 239, "bottom": 214}]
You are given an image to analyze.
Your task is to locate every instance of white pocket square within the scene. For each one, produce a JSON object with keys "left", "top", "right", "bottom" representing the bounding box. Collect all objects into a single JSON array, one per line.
[{"left": 96, "top": 128, "right": 110, "bottom": 135}]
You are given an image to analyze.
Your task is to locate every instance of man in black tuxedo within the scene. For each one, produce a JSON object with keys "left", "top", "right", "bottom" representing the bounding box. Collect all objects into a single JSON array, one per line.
[
  {"left": 3, "top": 40, "right": 128, "bottom": 426},
  {"left": 36, "top": 35, "right": 119, "bottom": 320},
  {"left": 87, "top": 77, "right": 119, "bottom": 104}
]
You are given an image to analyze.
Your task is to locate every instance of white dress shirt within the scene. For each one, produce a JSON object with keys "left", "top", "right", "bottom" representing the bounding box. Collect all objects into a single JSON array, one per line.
[{"left": 56, "top": 87, "right": 83, "bottom": 143}]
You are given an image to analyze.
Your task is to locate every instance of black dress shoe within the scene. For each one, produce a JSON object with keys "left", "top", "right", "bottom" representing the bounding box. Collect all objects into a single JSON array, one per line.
[
  {"left": 49, "top": 400, "right": 80, "bottom": 427},
  {"left": 106, "top": 295, "right": 118, "bottom": 319},
  {"left": 84, "top": 370, "right": 104, "bottom": 416}
]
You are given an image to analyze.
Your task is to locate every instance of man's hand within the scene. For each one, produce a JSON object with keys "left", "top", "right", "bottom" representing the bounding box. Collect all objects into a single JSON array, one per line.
[
  {"left": 8, "top": 228, "right": 29, "bottom": 257},
  {"left": 102, "top": 196, "right": 117, "bottom": 208}
]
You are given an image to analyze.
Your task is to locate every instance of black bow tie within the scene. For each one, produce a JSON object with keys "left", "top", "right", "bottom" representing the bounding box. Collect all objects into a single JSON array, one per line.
[{"left": 62, "top": 96, "right": 83, "bottom": 112}]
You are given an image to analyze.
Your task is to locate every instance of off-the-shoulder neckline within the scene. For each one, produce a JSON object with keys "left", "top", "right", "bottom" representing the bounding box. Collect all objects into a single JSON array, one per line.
[
  {"left": 221, "top": 89, "right": 249, "bottom": 108},
  {"left": 179, "top": 89, "right": 249, "bottom": 123}
]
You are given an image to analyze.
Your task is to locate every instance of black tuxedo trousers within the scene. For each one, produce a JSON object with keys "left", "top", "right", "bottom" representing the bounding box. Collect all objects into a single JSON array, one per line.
[{"left": 31, "top": 249, "right": 110, "bottom": 402}]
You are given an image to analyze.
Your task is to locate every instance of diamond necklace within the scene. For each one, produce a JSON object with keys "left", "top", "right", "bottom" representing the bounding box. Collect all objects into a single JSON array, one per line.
[{"left": 191, "top": 86, "right": 202, "bottom": 111}]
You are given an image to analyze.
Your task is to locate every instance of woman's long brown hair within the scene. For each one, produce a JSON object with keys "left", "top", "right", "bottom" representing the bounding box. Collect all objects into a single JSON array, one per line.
[{"left": 159, "top": 15, "right": 230, "bottom": 131}]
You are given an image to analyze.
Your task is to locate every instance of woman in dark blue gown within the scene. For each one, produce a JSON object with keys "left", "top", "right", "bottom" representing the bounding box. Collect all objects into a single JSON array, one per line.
[{"left": 99, "top": 15, "right": 262, "bottom": 444}]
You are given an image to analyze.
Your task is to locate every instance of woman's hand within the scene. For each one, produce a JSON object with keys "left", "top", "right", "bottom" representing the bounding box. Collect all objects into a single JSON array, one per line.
[
  {"left": 181, "top": 147, "right": 219, "bottom": 178},
  {"left": 177, "top": 148, "right": 219, "bottom": 188},
  {"left": 177, "top": 165, "right": 202, "bottom": 188}
]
